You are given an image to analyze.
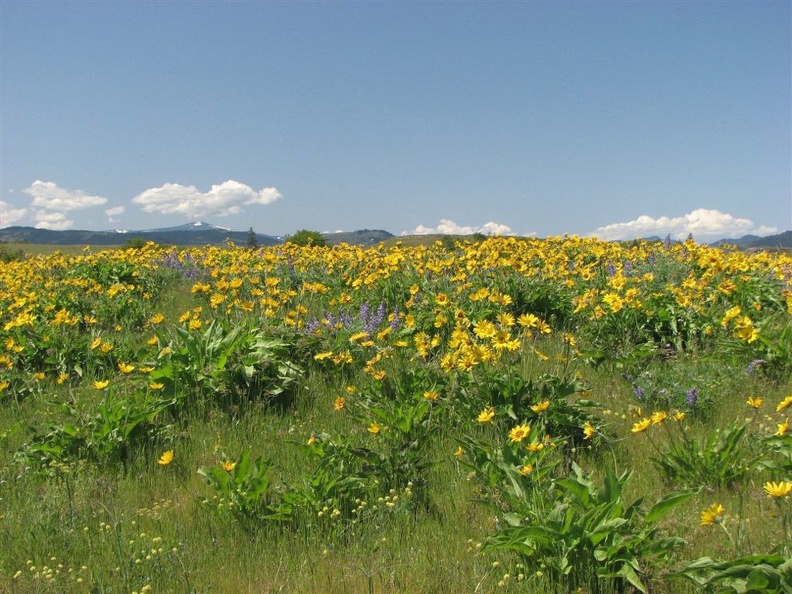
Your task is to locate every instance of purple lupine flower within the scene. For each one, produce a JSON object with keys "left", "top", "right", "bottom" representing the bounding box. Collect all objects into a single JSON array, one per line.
[
  {"left": 663, "top": 234, "right": 672, "bottom": 251},
  {"left": 364, "top": 303, "right": 386, "bottom": 335},
  {"left": 633, "top": 386, "right": 646, "bottom": 400},
  {"left": 390, "top": 307, "right": 401, "bottom": 331},
  {"left": 686, "top": 387, "right": 698, "bottom": 407},
  {"left": 606, "top": 263, "right": 617, "bottom": 276},
  {"left": 359, "top": 302, "right": 370, "bottom": 326}
]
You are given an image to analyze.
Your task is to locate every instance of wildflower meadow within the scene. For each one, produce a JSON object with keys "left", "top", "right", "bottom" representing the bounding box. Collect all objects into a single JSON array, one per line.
[{"left": 1, "top": 236, "right": 790, "bottom": 593}]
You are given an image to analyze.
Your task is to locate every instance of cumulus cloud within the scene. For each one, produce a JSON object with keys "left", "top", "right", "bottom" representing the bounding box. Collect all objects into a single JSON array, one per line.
[
  {"left": 590, "top": 208, "right": 778, "bottom": 241},
  {"left": 23, "top": 180, "right": 108, "bottom": 211},
  {"left": 105, "top": 205, "right": 125, "bottom": 223},
  {"left": 132, "top": 180, "right": 281, "bottom": 219},
  {"left": 403, "top": 219, "right": 514, "bottom": 236},
  {"left": 0, "top": 201, "right": 28, "bottom": 227},
  {"left": 34, "top": 210, "right": 74, "bottom": 230}
]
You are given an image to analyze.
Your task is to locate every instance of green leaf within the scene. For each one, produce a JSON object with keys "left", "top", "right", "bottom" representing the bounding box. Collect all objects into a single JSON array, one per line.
[
  {"left": 503, "top": 512, "right": 522, "bottom": 527},
  {"left": 644, "top": 488, "right": 698, "bottom": 524},
  {"left": 234, "top": 449, "right": 251, "bottom": 481}
]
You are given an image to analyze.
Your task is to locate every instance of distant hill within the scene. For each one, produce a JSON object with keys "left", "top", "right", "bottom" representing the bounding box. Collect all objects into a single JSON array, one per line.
[
  {"left": 0, "top": 223, "right": 394, "bottom": 247},
  {"left": 320, "top": 229, "right": 393, "bottom": 246},
  {"left": 0, "top": 223, "right": 281, "bottom": 247},
  {"left": 711, "top": 231, "right": 792, "bottom": 249}
]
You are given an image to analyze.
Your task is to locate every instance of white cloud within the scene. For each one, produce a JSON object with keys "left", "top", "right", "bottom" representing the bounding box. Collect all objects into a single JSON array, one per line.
[
  {"left": 0, "top": 201, "right": 28, "bottom": 227},
  {"left": 105, "top": 205, "right": 125, "bottom": 223},
  {"left": 23, "top": 180, "right": 108, "bottom": 211},
  {"left": 590, "top": 208, "right": 778, "bottom": 241},
  {"left": 34, "top": 210, "right": 74, "bottom": 230},
  {"left": 402, "top": 219, "right": 514, "bottom": 236},
  {"left": 132, "top": 180, "right": 281, "bottom": 219}
]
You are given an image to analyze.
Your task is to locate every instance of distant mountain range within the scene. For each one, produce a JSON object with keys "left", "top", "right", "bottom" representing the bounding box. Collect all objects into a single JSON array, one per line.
[
  {"left": 0, "top": 221, "right": 394, "bottom": 247},
  {"left": 0, "top": 222, "right": 789, "bottom": 249},
  {"left": 709, "top": 230, "right": 791, "bottom": 249}
]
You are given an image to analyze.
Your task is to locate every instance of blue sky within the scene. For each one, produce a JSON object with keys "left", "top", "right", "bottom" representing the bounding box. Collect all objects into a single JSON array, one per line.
[{"left": 2, "top": 1, "right": 790, "bottom": 240}]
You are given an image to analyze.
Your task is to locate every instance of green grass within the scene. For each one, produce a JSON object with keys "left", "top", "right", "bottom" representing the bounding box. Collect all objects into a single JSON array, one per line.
[{"left": 2, "top": 342, "right": 789, "bottom": 593}]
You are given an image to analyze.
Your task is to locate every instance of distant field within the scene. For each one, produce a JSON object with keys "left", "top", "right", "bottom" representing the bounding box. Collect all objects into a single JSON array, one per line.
[{"left": 2, "top": 242, "right": 126, "bottom": 257}]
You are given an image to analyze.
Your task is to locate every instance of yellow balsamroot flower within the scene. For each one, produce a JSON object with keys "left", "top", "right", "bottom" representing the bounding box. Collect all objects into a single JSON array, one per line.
[
  {"left": 220, "top": 460, "right": 236, "bottom": 472},
  {"left": 453, "top": 446, "right": 464, "bottom": 458},
  {"left": 530, "top": 400, "right": 550, "bottom": 413},
  {"left": 333, "top": 397, "right": 346, "bottom": 411},
  {"left": 533, "top": 348, "right": 550, "bottom": 361},
  {"left": 777, "top": 395, "right": 792, "bottom": 412},
  {"left": 118, "top": 362, "right": 135, "bottom": 374},
  {"left": 562, "top": 332, "right": 577, "bottom": 346},
  {"left": 148, "top": 382, "right": 165, "bottom": 391},
  {"left": 746, "top": 396, "right": 763, "bottom": 409},
  {"left": 650, "top": 411, "right": 668, "bottom": 425},
  {"left": 367, "top": 422, "right": 381, "bottom": 435},
  {"left": 93, "top": 380, "right": 110, "bottom": 390},
  {"left": 508, "top": 424, "right": 531, "bottom": 443},
  {"left": 602, "top": 293, "right": 624, "bottom": 313},
  {"left": 477, "top": 407, "right": 496, "bottom": 424},
  {"left": 158, "top": 450, "right": 174, "bottom": 466},
  {"left": 631, "top": 418, "right": 652, "bottom": 433},
  {"left": 518, "top": 464, "right": 534, "bottom": 476},
  {"left": 517, "top": 313, "right": 540, "bottom": 328},
  {"left": 721, "top": 305, "right": 741, "bottom": 326},
  {"left": 473, "top": 320, "right": 497, "bottom": 339},
  {"left": 776, "top": 419, "right": 790, "bottom": 437},
  {"left": 349, "top": 331, "right": 368, "bottom": 343},
  {"left": 423, "top": 391, "right": 439, "bottom": 401},
  {"left": 583, "top": 422, "right": 595, "bottom": 440},
  {"left": 149, "top": 313, "right": 165, "bottom": 325},
  {"left": 535, "top": 319, "right": 552, "bottom": 335},
  {"left": 700, "top": 503, "right": 725, "bottom": 526},
  {"left": 763, "top": 481, "right": 792, "bottom": 498},
  {"left": 496, "top": 312, "right": 515, "bottom": 327}
]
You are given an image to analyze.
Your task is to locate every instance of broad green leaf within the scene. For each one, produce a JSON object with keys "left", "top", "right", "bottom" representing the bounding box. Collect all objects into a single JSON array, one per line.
[{"left": 644, "top": 488, "right": 698, "bottom": 524}]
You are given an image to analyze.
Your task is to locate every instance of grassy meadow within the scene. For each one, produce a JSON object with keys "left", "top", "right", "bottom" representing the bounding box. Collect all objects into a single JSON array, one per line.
[{"left": 0, "top": 236, "right": 790, "bottom": 593}]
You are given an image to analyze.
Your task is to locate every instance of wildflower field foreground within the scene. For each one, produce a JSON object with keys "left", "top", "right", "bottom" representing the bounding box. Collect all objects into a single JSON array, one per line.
[{"left": 1, "top": 236, "right": 791, "bottom": 593}]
